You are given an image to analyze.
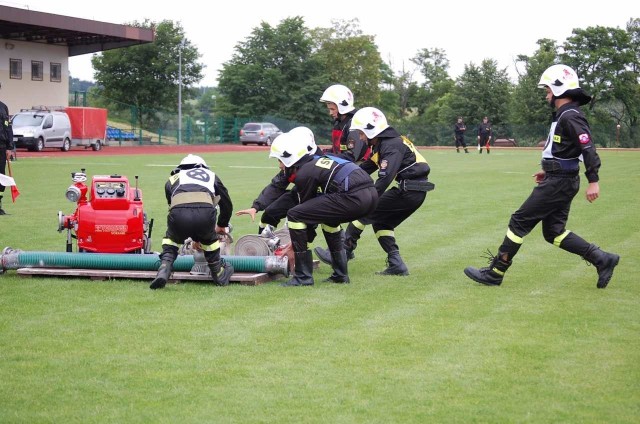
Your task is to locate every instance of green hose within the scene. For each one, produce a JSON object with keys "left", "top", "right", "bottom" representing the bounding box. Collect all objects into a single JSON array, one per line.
[{"left": 1, "top": 250, "right": 286, "bottom": 274}]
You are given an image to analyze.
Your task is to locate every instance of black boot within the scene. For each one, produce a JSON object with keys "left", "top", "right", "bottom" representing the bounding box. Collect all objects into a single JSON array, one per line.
[
  {"left": 314, "top": 245, "right": 354, "bottom": 265},
  {"left": 282, "top": 250, "right": 314, "bottom": 286},
  {"left": 323, "top": 250, "right": 350, "bottom": 284},
  {"left": 464, "top": 148, "right": 469, "bottom": 153},
  {"left": 208, "top": 259, "right": 234, "bottom": 286},
  {"left": 376, "top": 250, "right": 409, "bottom": 276},
  {"left": 150, "top": 260, "right": 173, "bottom": 289},
  {"left": 0, "top": 195, "right": 5, "bottom": 215},
  {"left": 584, "top": 244, "right": 620, "bottom": 289},
  {"left": 464, "top": 251, "right": 511, "bottom": 286}
]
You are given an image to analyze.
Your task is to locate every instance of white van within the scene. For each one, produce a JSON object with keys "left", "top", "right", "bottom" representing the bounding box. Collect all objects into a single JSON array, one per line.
[{"left": 12, "top": 110, "right": 72, "bottom": 152}]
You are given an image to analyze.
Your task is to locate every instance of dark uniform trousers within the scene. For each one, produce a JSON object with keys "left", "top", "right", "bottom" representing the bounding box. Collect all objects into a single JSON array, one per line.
[
  {"left": 162, "top": 204, "right": 221, "bottom": 263},
  {"left": 0, "top": 146, "right": 6, "bottom": 195},
  {"left": 345, "top": 185, "right": 427, "bottom": 254},
  {"left": 287, "top": 186, "right": 378, "bottom": 253},
  {"left": 260, "top": 190, "right": 296, "bottom": 228},
  {"left": 500, "top": 172, "right": 593, "bottom": 259}
]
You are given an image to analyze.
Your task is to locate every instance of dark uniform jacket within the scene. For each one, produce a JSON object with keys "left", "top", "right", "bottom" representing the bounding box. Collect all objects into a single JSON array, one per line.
[
  {"left": 542, "top": 102, "right": 601, "bottom": 183},
  {"left": 291, "top": 154, "right": 374, "bottom": 204},
  {"left": 165, "top": 167, "right": 233, "bottom": 227},
  {"left": 332, "top": 130, "right": 369, "bottom": 163},
  {"left": 0, "top": 101, "right": 13, "bottom": 149},
  {"left": 360, "top": 127, "right": 431, "bottom": 197},
  {"left": 251, "top": 146, "right": 323, "bottom": 211},
  {"left": 477, "top": 122, "right": 492, "bottom": 139},
  {"left": 454, "top": 122, "right": 466, "bottom": 137},
  {"left": 330, "top": 110, "right": 357, "bottom": 154}
]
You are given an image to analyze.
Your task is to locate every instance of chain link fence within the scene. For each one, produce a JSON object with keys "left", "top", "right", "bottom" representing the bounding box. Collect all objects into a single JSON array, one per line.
[{"left": 70, "top": 91, "right": 638, "bottom": 148}]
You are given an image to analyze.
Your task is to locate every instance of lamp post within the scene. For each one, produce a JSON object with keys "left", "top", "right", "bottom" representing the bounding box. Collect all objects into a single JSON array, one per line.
[
  {"left": 178, "top": 39, "right": 186, "bottom": 145},
  {"left": 616, "top": 124, "right": 621, "bottom": 147}
]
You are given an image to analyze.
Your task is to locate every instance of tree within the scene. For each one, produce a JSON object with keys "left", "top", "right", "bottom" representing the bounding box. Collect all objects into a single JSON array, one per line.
[
  {"left": 511, "top": 38, "right": 558, "bottom": 126},
  {"left": 561, "top": 25, "right": 635, "bottom": 111},
  {"left": 216, "top": 17, "right": 325, "bottom": 128},
  {"left": 411, "top": 48, "right": 455, "bottom": 118},
  {"left": 446, "top": 60, "right": 513, "bottom": 135},
  {"left": 92, "top": 20, "right": 203, "bottom": 129},
  {"left": 313, "top": 19, "right": 383, "bottom": 108}
]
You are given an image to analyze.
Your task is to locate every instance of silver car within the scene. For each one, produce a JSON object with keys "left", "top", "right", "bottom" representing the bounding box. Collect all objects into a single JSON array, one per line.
[{"left": 239, "top": 122, "right": 282, "bottom": 146}]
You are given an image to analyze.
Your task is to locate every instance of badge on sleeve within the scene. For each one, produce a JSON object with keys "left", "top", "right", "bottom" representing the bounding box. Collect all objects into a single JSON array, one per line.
[
  {"left": 380, "top": 159, "right": 388, "bottom": 170},
  {"left": 579, "top": 133, "right": 591, "bottom": 144}
]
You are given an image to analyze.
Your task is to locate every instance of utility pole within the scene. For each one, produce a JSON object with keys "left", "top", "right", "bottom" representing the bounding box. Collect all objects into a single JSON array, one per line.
[{"left": 178, "top": 39, "right": 186, "bottom": 145}]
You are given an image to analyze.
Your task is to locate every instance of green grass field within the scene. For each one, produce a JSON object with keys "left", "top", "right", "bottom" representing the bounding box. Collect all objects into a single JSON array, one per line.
[{"left": 1, "top": 148, "right": 638, "bottom": 423}]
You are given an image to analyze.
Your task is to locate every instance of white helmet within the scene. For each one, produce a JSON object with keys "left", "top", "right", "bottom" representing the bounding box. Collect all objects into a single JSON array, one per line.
[
  {"left": 319, "top": 84, "right": 355, "bottom": 114},
  {"left": 179, "top": 154, "right": 208, "bottom": 168},
  {"left": 269, "top": 132, "right": 309, "bottom": 168},
  {"left": 289, "top": 126, "right": 317, "bottom": 154},
  {"left": 537, "top": 64, "right": 581, "bottom": 97},
  {"left": 350, "top": 107, "right": 389, "bottom": 139}
]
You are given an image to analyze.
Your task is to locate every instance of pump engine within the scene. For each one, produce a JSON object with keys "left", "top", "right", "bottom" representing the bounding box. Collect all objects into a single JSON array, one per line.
[{"left": 57, "top": 169, "right": 153, "bottom": 253}]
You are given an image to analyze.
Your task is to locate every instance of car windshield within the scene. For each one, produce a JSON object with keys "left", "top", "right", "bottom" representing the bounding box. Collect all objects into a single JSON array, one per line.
[
  {"left": 243, "top": 124, "right": 261, "bottom": 131},
  {"left": 12, "top": 113, "right": 45, "bottom": 126}
]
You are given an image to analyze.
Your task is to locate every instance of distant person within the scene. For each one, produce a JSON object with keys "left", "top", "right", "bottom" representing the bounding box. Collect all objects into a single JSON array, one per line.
[
  {"left": 464, "top": 64, "right": 620, "bottom": 289},
  {"left": 454, "top": 116, "right": 468, "bottom": 153},
  {"left": 0, "top": 82, "right": 14, "bottom": 215},
  {"left": 150, "top": 154, "right": 234, "bottom": 289},
  {"left": 477, "top": 116, "right": 492, "bottom": 154}
]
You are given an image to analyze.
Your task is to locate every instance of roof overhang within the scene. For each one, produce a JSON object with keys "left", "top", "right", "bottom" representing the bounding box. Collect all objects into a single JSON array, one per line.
[{"left": 0, "top": 5, "right": 155, "bottom": 56}]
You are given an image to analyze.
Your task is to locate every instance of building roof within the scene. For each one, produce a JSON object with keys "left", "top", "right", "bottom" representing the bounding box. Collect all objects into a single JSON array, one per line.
[{"left": 0, "top": 5, "right": 155, "bottom": 56}]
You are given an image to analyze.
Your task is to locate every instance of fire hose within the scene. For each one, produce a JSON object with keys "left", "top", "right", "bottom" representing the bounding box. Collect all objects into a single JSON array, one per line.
[{"left": 0, "top": 247, "right": 288, "bottom": 276}]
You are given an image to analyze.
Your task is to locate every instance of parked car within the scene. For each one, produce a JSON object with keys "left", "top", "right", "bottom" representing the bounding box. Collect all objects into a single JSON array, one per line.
[
  {"left": 239, "top": 122, "right": 282, "bottom": 146},
  {"left": 11, "top": 109, "right": 72, "bottom": 152}
]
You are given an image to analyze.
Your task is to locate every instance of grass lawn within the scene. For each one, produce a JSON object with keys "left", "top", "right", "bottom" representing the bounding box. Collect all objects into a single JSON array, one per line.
[{"left": 0, "top": 147, "right": 638, "bottom": 423}]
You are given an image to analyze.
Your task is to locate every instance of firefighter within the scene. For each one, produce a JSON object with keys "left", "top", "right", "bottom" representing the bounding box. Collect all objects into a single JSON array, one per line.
[
  {"left": 235, "top": 126, "right": 322, "bottom": 239},
  {"left": 464, "top": 64, "right": 620, "bottom": 288},
  {"left": 319, "top": 84, "right": 363, "bottom": 159},
  {"left": 477, "top": 116, "right": 492, "bottom": 154},
  {"left": 269, "top": 130, "right": 378, "bottom": 286},
  {"left": 314, "top": 107, "right": 433, "bottom": 276},
  {"left": 0, "top": 82, "right": 13, "bottom": 215},
  {"left": 150, "top": 154, "right": 234, "bottom": 289}
]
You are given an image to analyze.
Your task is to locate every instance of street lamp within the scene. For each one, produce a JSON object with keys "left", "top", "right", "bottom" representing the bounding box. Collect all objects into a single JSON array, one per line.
[{"left": 178, "top": 39, "right": 186, "bottom": 145}]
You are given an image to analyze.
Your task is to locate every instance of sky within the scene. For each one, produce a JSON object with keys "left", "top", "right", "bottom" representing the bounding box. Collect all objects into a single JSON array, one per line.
[{"left": 7, "top": 0, "right": 639, "bottom": 86}]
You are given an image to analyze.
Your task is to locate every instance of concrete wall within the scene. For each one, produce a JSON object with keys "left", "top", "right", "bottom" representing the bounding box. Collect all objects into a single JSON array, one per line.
[{"left": 0, "top": 39, "right": 70, "bottom": 114}]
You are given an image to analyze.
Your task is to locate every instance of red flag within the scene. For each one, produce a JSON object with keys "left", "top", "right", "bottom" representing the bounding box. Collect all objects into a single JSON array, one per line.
[{"left": 6, "top": 158, "right": 20, "bottom": 202}]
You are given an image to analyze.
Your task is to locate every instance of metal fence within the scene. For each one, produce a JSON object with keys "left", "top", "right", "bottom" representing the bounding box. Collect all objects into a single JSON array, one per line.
[{"left": 70, "top": 92, "right": 639, "bottom": 148}]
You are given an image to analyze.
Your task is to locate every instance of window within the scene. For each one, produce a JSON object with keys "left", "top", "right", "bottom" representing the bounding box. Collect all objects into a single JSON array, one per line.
[
  {"left": 31, "top": 60, "right": 43, "bottom": 81},
  {"left": 50, "top": 62, "right": 61, "bottom": 82},
  {"left": 10, "top": 59, "right": 22, "bottom": 79}
]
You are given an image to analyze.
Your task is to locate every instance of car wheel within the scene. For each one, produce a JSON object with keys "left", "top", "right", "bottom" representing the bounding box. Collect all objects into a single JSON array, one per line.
[
  {"left": 92, "top": 140, "right": 102, "bottom": 151},
  {"left": 36, "top": 137, "right": 45, "bottom": 152},
  {"left": 242, "top": 142, "right": 247, "bottom": 145},
  {"left": 266, "top": 137, "right": 272, "bottom": 146},
  {"left": 61, "top": 138, "right": 71, "bottom": 152}
]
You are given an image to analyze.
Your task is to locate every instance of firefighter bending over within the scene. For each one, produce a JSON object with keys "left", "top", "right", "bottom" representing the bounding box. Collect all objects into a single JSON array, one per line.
[
  {"left": 315, "top": 107, "right": 434, "bottom": 276},
  {"left": 270, "top": 129, "right": 378, "bottom": 286},
  {"left": 150, "top": 154, "right": 234, "bottom": 289}
]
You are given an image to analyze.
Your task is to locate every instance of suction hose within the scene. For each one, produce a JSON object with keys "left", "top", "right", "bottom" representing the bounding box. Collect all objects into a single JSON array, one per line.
[{"left": 0, "top": 247, "right": 288, "bottom": 276}]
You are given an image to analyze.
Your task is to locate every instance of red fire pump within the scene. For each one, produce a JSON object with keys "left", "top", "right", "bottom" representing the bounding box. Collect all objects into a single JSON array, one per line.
[{"left": 57, "top": 169, "right": 153, "bottom": 253}]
